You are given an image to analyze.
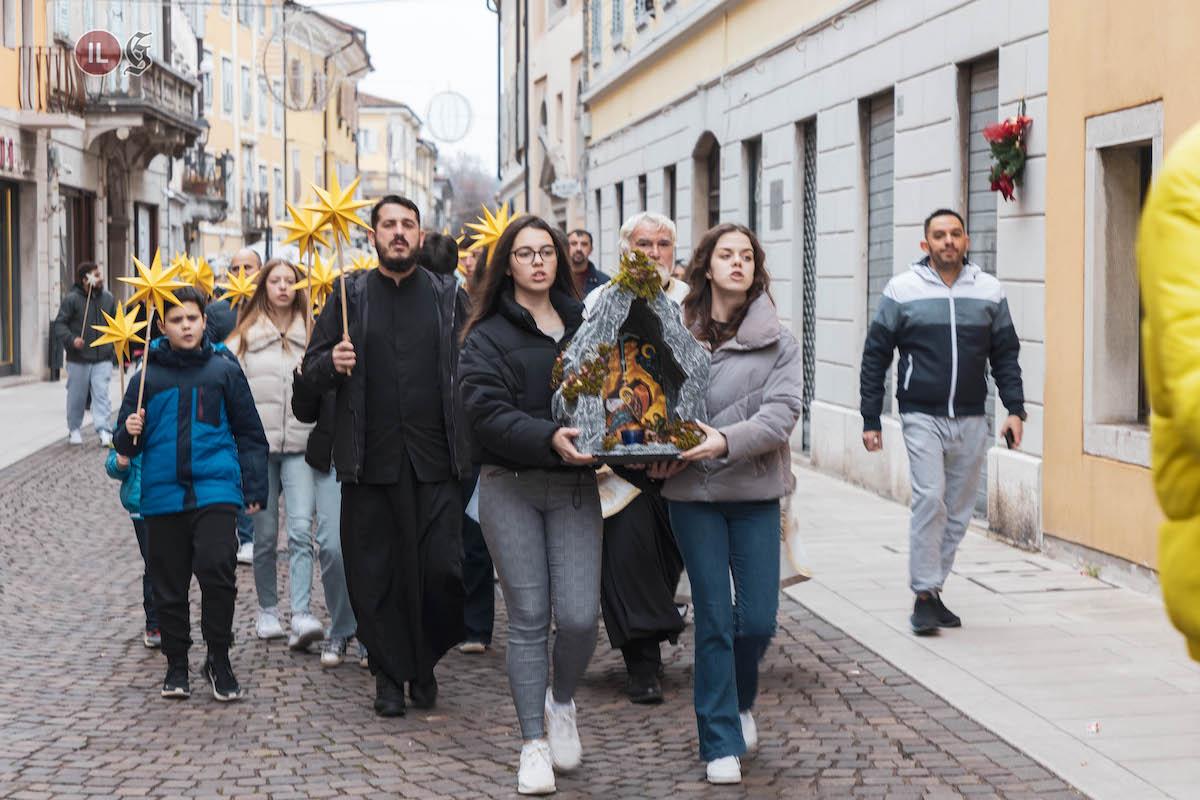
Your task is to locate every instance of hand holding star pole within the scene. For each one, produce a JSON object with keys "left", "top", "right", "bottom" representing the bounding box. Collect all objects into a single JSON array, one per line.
[
  {"left": 118, "top": 249, "right": 187, "bottom": 443},
  {"left": 306, "top": 174, "right": 372, "bottom": 342}
]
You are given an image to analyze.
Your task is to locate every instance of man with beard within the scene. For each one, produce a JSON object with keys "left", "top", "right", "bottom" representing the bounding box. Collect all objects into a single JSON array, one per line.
[
  {"left": 53, "top": 261, "right": 118, "bottom": 446},
  {"left": 860, "top": 209, "right": 1024, "bottom": 636},
  {"left": 567, "top": 229, "right": 609, "bottom": 298},
  {"left": 299, "top": 195, "right": 467, "bottom": 717}
]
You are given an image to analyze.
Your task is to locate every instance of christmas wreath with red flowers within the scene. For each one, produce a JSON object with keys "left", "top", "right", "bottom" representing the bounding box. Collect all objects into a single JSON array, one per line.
[{"left": 983, "top": 101, "right": 1033, "bottom": 202}]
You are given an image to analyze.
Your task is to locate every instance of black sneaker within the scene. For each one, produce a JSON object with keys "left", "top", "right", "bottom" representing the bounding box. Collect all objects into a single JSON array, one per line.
[
  {"left": 161, "top": 658, "right": 190, "bottom": 699},
  {"left": 933, "top": 593, "right": 962, "bottom": 628},
  {"left": 625, "top": 672, "right": 664, "bottom": 705},
  {"left": 202, "top": 650, "right": 244, "bottom": 702},
  {"left": 409, "top": 675, "right": 438, "bottom": 710},
  {"left": 910, "top": 593, "right": 940, "bottom": 636},
  {"left": 374, "top": 673, "right": 406, "bottom": 717}
]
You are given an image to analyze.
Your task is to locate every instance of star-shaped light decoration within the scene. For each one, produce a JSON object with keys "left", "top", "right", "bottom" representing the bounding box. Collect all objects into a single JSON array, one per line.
[
  {"left": 179, "top": 255, "right": 216, "bottom": 298},
  {"left": 348, "top": 252, "right": 374, "bottom": 272},
  {"left": 465, "top": 202, "right": 512, "bottom": 252},
  {"left": 306, "top": 174, "right": 372, "bottom": 244},
  {"left": 278, "top": 202, "right": 332, "bottom": 258},
  {"left": 217, "top": 265, "right": 259, "bottom": 309},
  {"left": 169, "top": 251, "right": 192, "bottom": 275},
  {"left": 293, "top": 252, "right": 339, "bottom": 311},
  {"left": 119, "top": 249, "right": 188, "bottom": 319},
  {"left": 91, "top": 302, "right": 148, "bottom": 366}
]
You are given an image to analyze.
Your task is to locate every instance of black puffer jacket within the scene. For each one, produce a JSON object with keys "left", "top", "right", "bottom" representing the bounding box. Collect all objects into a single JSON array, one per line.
[
  {"left": 459, "top": 289, "right": 583, "bottom": 471},
  {"left": 52, "top": 284, "right": 117, "bottom": 364},
  {"left": 291, "top": 367, "right": 337, "bottom": 474}
]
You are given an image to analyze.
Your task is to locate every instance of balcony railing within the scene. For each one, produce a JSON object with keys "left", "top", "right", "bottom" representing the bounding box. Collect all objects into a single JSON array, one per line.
[
  {"left": 242, "top": 190, "right": 270, "bottom": 231},
  {"left": 86, "top": 57, "right": 201, "bottom": 140},
  {"left": 182, "top": 148, "right": 231, "bottom": 203},
  {"left": 18, "top": 45, "right": 86, "bottom": 115}
]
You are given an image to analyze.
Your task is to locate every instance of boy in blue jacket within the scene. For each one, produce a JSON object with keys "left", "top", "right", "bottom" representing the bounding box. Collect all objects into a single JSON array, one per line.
[
  {"left": 115, "top": 287, "right": 268, "bottom": 702},
  {"left": 104, "top": 447, "right": 160, "bottom": 647}
]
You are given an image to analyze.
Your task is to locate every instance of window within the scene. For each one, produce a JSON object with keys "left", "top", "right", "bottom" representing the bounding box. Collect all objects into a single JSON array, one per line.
[
  {"left": 706, "top": 145, "right": 720, "bottom": 229},
  {"left": 743, "top": 136, "right": 762, "bottom": 233},
  {"left": 272, "top": 80, "right": 283, "bottom": 133},
  {"left": 1083, "top": 101, "right": 1162, "bottom": 467},
  {"left": 291, "top": 149, "right": 301, "bottom": 202},
  {"left": 555, "top": 92, "right": 564, "bottom": 142},
  {"left": 315, "top": 154, "right": 324, "bottom": 186},
  {"left": 273, "top": 168, "right": 283, "bottom": 219},
  {"left": 238, "top": 0, "right": 252, "bottom": 27},
  {"left": 241, "top": 145, "right": 254, "bottom": 201},
  {"left": 257, "top": 165, "right": 267, "bottom": 196},
  {"left": 289, "top": 58, "right": 303, "bottom": 107},
  {"left": 616, "top": 182, "right": 624, "bottom": 227},
  {"left": 638, "top": 174, "right": 647, "bottom": 212},
  {"left": 635, "top": 0, "right": 655, "bottom": 28},
  {"left": 241, "top": 66, "right": 252, "bottom": 122},
  {"left": 202, "top": 49, "right": 214, "bottom": 112},
  {"left": 220, "top": 0, "right": 231, "bottom": 17},
  {"left": 610, "top": 0, "right": 623, "bottom": 40},
  {"left": 664, "top": 164, "right": 676, "bottom": 220},
  {"left": 221, "top": 57, "right": 234, "bottom": 115},
  {"left": 257, "top": 77, "right": 268, "bottom": 128},
  {"left": 590, "top": 0, "right": 602, "bottom": 60}
]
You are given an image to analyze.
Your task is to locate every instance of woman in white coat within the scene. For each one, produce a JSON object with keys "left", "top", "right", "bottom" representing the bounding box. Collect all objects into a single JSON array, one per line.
[{"left": 226, "top": 259, "right": 351, "bottom": 656}]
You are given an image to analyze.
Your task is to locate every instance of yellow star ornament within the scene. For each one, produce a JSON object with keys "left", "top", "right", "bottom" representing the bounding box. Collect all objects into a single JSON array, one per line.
[
  {"left": 119, "top": 249, "right": 188, "bottom": 319},
  {"left": 307, "top": 174, "right": 372, "bottom": 244},
  {"left": 90, "top": 302, "right": 148, "bottom": 366},
  {"left": 278, "top": 202, "right": 332, "bottom": 258},
  {"left": 465, "top": 202, "right": 512, "bottom": 252},
  {"left": 218, "top": 266, "right": 259, "bottom": 309},
  {"left": 294, "top": 252, "right": 339, "bottom": 311},
  {"left": 180, "top": 256, "right": 216, "bottom": 298}
]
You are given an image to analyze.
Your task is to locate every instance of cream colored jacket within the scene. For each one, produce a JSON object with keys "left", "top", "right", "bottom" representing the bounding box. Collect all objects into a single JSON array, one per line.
[{"left": 227, "top": 314, "right": 314, "bottom": 454}]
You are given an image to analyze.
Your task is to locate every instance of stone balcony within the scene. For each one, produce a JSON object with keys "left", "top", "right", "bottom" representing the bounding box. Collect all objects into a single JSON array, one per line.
[{"left": 83, "top": 58, "right": 203, "bottom": 164}]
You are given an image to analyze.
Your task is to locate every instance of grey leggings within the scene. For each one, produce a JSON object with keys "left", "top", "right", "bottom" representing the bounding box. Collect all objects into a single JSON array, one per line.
[{"left": 478, "top": 466, "right": 603, "bottom": 740}]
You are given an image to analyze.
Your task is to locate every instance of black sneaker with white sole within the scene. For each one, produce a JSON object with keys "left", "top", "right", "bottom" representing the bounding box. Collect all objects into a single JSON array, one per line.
[
  {"left": 910, "top": 592, "right": 941, "bottom": 636},
  {"left": 202, "top": 650, "right": 244, "bottom": 702},
  {"left": 161, "top": 659, "right": 190, "bottom": 699},
  {"left": 933, "top": 592, "right": 961, "bottom": 628}
]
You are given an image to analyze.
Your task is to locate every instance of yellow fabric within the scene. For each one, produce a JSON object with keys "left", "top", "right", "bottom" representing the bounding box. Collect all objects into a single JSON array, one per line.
[{"left": 1137, "top": 122, "right": 1200, "bottom": 662}]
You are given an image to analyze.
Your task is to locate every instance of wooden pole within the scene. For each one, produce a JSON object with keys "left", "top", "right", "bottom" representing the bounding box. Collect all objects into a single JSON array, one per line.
[
  {"left": 335, "top": 236, "right": 349, "bottom": 342},
  {"left": 119, "top": 359, "right": 126, "bottom": 396},
  {"left": 132, "top": 304, "right": 154, "bottom": 445},
  {"left": 79, "top": 282, "right": 93, "bottom": 339},
  {"left": 304, "top": 246, "right": 314, "bottom": 347}
]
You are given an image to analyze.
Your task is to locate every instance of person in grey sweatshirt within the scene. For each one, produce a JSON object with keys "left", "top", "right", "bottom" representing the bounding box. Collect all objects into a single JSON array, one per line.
[{"left": 662, "top": 222, "right": 803, "bottom": 786}]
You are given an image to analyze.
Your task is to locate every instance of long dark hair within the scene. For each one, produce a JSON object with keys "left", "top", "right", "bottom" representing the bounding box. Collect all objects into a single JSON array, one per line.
[
  {"left": 460, "top": 215, "right": 577, "bottom": 343},
  {"left": 226, "top": 258, "right": 309, "bottom": 357},
  {"left": 682, "top": 223, "right": 771, "bottom": 346}
]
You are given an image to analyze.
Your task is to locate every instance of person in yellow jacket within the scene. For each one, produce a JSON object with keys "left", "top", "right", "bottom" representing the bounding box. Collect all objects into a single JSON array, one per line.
[{"left": 1137, "top": 122, "right": 1200, "bottom": 662}]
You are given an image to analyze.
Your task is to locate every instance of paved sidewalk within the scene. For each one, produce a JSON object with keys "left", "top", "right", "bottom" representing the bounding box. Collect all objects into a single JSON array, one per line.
[
  {"left": 0, "top": 377, "right": 121, "bottom": 469},
  {"left": 788, "top": 465, "right": 1200, "bottom": 800}
]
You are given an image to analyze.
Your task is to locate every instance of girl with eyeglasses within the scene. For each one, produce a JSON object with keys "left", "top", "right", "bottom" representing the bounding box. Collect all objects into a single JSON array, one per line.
[{"left": 458, "top": 215, "right": 601, "bottom": 796}]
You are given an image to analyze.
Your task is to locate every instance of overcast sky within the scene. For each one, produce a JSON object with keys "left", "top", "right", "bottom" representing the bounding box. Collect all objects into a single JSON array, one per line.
[{"left": 314, "top": 0, "right": 500, "bottom": 174}]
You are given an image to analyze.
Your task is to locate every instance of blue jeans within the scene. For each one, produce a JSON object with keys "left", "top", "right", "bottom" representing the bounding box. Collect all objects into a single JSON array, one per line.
[
  {"left": 668, "top": 499, "right": 780, "bottom": 761},
  {"left": 252, "top": 455, "right": 356, "bottom": 638},
  {"left": 236, "top": 509, "right": 254, "bottom": 547}
]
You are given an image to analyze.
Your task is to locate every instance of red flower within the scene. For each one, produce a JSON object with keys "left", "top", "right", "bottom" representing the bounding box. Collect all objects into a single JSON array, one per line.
[{"left": 990, "top": 173, "right": 1015, "bottom": 202}]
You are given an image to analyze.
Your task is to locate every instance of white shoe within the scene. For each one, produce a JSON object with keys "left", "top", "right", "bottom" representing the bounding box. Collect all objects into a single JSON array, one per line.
[
  {"left": 517, "top": 738, "right": 556, "bottom": 795},
  {"left": 740, "top": 710, "right": 758, "bottom": 753},
  {"left": 255, "top": 608, "right": 285, "bottom": 640},
  {"left": 236, "top": 542, "right": 253, "bottom": 565},
  {"left": 68, "top": 429, "right": 82, "bottom": 445},
  {"left": 99, "top": 429, "right": 113, "bottom": 447},
  {"left": 706, "top": 756, "right": 742, "bottom": 784},
  {"left": 543, "top": 688, "right": 581, "bottom": 771},
  {"left": 288, "top": 613, "right": 325, "bottom": 651},
  {"left": 459, "top": 641, "right": 487, "bottom": 654},
  {"left": 320, "top": 636, "right": 348, "bottom": 667}
]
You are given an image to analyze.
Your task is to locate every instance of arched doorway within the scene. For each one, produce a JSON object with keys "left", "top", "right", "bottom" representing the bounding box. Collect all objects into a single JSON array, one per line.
[{"left": 692, "top": 132, "right": 720, "bottom": 245}]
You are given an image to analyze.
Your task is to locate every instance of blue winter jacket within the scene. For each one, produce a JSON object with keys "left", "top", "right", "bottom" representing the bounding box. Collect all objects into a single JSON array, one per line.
[
  {"left": 114, "top": 337, "right": 268, "bottom": 516},
  {"left": 104, "top": 449, "right": 143, "bottom": 518}
]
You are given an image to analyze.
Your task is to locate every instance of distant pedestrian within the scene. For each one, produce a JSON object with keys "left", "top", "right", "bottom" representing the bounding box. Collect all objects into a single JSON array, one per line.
[
  {"left": 420, "top": 232, "right": 460, "bottom": 277},
  {"left": 104, "top": 447, "right": 159, "bottom": 649},
  {"left": 664, "top": 223, "right": 803, "bottom": 786},
  {"left": 859, "top": 209, "right": 1025, "bottom": 635},
  {"left": 567, "top": 228, "right": 609, "bottom": 298},
  {"left": 53, "top": 262, "right": 117, "bottom": 446},
  {"left": 459, "top": 215, "right": 599, "bottom": 796},
  {"left": 115, "top": 286, "right": 268, "bottom": 702},
  {"left": 226, "top": 258, "right": 353, "bottom": 656},
  {"left": 1137, "top": 123, "right": 1200, "bottom": 663}
]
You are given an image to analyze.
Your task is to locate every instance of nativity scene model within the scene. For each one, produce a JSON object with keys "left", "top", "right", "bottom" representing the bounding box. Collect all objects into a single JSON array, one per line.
[{"left": 551, "top": 250, "right": 710, "bottom": 464}]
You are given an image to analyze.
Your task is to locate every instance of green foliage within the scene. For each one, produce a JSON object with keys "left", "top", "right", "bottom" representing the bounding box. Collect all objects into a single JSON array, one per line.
[{"left": 611, "top": 249, "right": 662, "bottom": 301}]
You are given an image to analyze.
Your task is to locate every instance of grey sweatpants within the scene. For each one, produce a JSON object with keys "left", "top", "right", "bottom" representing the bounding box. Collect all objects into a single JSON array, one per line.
[
  {"left": 66, "top": 360, "right": 113, "bottom": 434},
  {"left": 478, "top": 466, "right": 602, "bottom": 740},
  {"left": 900, "top": 413, "right": 989, "bottom": 593}
]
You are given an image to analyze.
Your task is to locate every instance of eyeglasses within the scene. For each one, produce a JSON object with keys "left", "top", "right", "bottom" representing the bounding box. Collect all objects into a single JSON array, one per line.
[{"left": 512, "top": 246, "right": 558, "bottom": 265}]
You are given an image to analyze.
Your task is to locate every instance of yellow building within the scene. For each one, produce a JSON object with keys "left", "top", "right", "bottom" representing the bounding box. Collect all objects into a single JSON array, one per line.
[
  {"left": 1042, "top": 0, "right": 1200, "bottom": 573},
  {"left": 194, "top": 0, "right": 370, "bottom": 268},
  {"left": 358, "top": 94, "right": 438, "bottom": 218}
]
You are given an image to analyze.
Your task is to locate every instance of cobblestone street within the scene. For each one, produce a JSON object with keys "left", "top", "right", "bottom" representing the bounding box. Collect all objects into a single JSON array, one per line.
[{"left": 0, "top": 443, "right": 1083, "bottom": 799}]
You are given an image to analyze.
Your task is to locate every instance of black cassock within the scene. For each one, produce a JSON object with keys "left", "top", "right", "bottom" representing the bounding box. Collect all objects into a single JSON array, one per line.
[{"left": 600, "top": 466, "right": 685, "bottom": 670}]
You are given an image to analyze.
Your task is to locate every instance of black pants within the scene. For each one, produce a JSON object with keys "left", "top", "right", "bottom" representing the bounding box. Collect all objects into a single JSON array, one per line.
[
  {"left": 341, "top": 468, "right": 464, "bottom": 687},
  {"left": 145, "top": 505, "right": 238, "bottom": 659},
  {"left": 131, "top": 518, "right": 158, "bottom": 631},
  {"left": 461, "top": 466, "right": 495, "bottom": 645}
]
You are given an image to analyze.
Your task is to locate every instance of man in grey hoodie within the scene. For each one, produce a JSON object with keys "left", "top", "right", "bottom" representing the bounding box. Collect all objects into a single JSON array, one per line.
[
  {"left": 52, "top": 261, "right": 117, "bottom": 446},
  {"left": 859, "top": 209, "right": 1025, "bottom": 635}
]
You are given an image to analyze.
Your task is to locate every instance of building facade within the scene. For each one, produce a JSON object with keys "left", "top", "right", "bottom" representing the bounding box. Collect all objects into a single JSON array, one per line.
[
  {"left": 1041, "top": 0, "right": 1200, "bottom": 574},
  {"left": 357, "top": 94, "right": 444, "bottom": 225},
  {"left": 497, "top": 0, "right": 587, "bottom": 231},
  {"left": 581, "top": 0, "right": 1048, "bottom": 548}
]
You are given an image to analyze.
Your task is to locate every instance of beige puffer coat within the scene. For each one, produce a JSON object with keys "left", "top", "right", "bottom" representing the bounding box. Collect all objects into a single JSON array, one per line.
[{"left": 228, "top": 314, "right": 314, "bottom": 454}]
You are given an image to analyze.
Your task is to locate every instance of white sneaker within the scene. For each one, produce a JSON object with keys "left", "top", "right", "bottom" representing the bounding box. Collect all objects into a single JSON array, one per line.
[
  {"left": 740, "top": 710, "right": 758, "bottom": 753},
  {"left": 288, "top": 613, "right": 325, "bottom": 651},
  {"left": 255, "top": 608, "right": 285, "bottom": 640},
  {"left": 543, "top": 688, "right": 581, "bottom": 771},
  {"left": 517, "top": 738, "right": 556, "bottom": 795},
  {"left": 320, "top": 636, "right": 348, "bottom": 667},
  {"left": 68, "top": 429, "right": 82, "bottom": 445},
  {"left": 459, "top": 640, "right": 487, "bottom": 654},
  {"left": 236, "top": 542, "right": 253, "bottom": 565},
  {"left": 706, "top": 756, "right": 741, "bottom": 784},
  {"left": 98, "top": 429, "right": 113, "bottom": 447}
]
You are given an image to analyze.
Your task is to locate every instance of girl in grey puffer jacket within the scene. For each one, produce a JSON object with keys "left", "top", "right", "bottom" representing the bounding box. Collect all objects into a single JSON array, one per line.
[{"left": 662, "top": 223, "right": 803, "bottom": 786}]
